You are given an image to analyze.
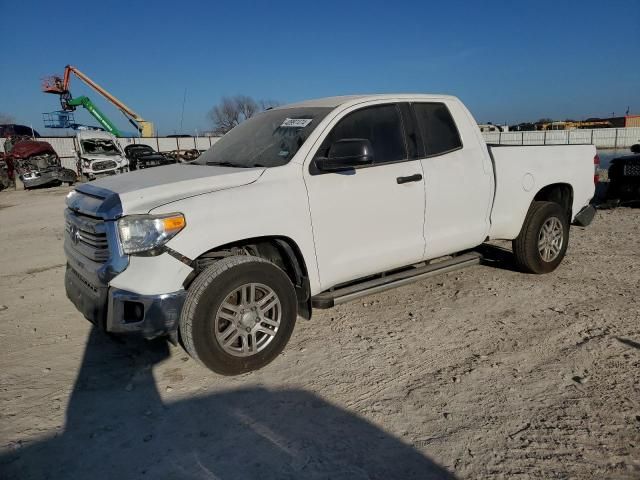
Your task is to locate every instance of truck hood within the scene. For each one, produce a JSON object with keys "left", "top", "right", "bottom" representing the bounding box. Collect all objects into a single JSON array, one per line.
[{"left": 89, "top": 163, "right": 265, "bottom": 214}]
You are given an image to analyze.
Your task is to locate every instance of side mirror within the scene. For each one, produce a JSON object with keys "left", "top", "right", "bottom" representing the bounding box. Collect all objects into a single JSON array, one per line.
[
  {"left": 631, "top": 143, "right": 640, "bottom": 154},
  {"left": 314, "top": 138, "right": 374, "bottom": 171}
]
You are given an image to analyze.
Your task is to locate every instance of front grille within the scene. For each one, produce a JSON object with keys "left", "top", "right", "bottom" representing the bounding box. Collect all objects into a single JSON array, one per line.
[
  {"left": 623, "top": 163, "right": 640, "bottom": 177},
  {"left": 65, "top": 210, "right": 109, "bottom": 263},
  {"left": 93, "top": 160, "right": 118, "bottom": 171},
  {"left": 69, "top": 266, "right": 99, "bottom": 293}
]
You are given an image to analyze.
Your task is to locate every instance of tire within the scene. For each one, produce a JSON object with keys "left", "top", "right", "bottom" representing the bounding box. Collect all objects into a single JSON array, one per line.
[
  {"left": 512, "top": 201, "right": 569, "bottom": 274},
  {"left": 179, "top": 255, "right": 297, "bottom": 375}
]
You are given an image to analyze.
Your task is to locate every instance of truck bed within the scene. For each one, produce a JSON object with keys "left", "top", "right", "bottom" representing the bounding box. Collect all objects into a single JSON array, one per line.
[{"left": 487, "top": 144, "right": 596, "bottom": 239}]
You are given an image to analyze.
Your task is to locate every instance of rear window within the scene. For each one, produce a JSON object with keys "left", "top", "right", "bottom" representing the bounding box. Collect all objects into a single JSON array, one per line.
[{"left": 413, "top": 103, "right": 462, "bottom": 156}]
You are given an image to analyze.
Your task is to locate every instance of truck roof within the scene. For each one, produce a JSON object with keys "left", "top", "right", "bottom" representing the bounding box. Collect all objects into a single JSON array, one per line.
[
  {"left": 76, "top": 130, "right": 117, "bottom": 140},
  {"left": 278, "top": 94, "right": 457, "bottom": 109}
]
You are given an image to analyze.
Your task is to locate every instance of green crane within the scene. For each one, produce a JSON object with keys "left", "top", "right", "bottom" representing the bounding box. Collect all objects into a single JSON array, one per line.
[{"left": 65, "top": 96, "right": 123, "bottom": 137}]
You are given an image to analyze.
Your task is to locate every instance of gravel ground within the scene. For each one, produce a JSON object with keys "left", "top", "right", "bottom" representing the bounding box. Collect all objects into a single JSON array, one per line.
[{"left": 0, "top": 185, "right": 639, "bottom": 479}]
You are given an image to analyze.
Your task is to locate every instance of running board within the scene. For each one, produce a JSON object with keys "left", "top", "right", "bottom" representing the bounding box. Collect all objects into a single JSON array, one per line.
[{"left": 311, "top": 252, "right": 482, "bottom": 309}]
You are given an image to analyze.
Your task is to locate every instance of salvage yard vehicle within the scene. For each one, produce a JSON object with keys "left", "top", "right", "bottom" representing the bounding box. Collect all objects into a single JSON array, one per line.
[
  {"left": 123, "top": 144, "right": 176, "bottom": 170},
  {"left": 8, "top": 139, "right": 76, "bottom": 189},
  {"left": 75, "top": 131, "right": 128, "bottom": 181},
  {"left": 0, "top": 156, "right": 10, "bottom": 191},
  {"left": 166, "top": 148, "right": 202, "bottom": 162},
  {"left": 606, "top": 143, "right": 640, "bottom": 204},
  {"left": 64, "top": 94, "right": 597, "bottom": 375}
]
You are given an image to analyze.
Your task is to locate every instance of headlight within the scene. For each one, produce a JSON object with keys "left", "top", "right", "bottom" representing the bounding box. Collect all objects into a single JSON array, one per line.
[
  {"left": 117, "top": 213, "right": 186, "bottom": 254},
  {"left": 81, "top": 158, "right": 91, "bottom": 167}
]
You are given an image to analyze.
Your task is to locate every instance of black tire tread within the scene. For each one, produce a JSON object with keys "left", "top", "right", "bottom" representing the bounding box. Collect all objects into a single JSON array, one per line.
[
  {"left": 180, "top": 255, "right": 271, "bottom": 366},
  {"left": 512, "top": 201, "right": 568, "bottom": 274}
]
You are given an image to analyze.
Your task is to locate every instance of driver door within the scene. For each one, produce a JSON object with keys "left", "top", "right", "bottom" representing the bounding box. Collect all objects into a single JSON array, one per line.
[{"left": 303, "top": 103, "right": 426, "bottom": 290}]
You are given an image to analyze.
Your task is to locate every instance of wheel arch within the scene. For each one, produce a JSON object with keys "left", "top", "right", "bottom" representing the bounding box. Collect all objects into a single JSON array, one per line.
[
  {"left": 184, "top": 235, "right": 312, "bottom": 319},
  {"left": 532, "top": 183, "right": 574, "bottom": 220}
]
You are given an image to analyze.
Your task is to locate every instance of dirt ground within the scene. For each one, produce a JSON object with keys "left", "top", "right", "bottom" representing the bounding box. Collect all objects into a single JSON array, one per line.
[{"left": 0, "top": 185, "right": 639, "bottom": 479}]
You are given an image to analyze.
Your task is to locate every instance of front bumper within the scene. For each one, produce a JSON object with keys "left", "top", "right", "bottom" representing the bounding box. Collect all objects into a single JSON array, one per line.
[
  {"left": 22, "top": 168, "right": 72, "bottom": 188},
  {"left": 65, "top": 265, "right": 186, "bottom": 338},
  {"left": 84, "top": 170, "right": 118, "bottom": 180},
  {"left": 22, "top": 174, "right": 57, "bottom": 188}
]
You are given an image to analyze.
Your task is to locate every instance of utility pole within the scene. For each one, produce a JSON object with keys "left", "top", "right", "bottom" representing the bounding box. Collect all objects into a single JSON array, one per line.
[{"left": 179, "top": 88, "right": 187, "bottom": 133}]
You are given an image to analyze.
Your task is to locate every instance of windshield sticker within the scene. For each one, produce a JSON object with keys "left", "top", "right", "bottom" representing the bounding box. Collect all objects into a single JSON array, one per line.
[{"left": 280, "top": 118, "right": 313, "bottom": 128}]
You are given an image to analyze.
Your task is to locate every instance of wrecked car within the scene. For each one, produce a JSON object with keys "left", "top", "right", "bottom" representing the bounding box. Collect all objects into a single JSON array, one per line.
[
  {"left": 1, "top": 135, "right": 23, "bottom": 190},
  {"left": 9, "top": 139, "right": 76, "bottom": 189},
  {"left": 166, "top": 148, "right": 202, "bottom": 162},
  {"left": 0, "top": 155, "right": 10, "bottom": 191},
  {"left": 75, "top": 131, "right": 129, "bottom": 181},
  {"left": 123, "top": 144, "right": 176, "bottom": 170},
  {"left": 606, "top": 143, "right": 640, "bottom": 204}
]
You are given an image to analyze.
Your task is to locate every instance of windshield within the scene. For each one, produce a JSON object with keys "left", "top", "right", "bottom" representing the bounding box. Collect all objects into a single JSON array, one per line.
[
  {"left": 195, "top": 107, "right": 332, "bottom": 168},
  {"left": 81, "top": 139, "right": 120, "bottom": 156}
]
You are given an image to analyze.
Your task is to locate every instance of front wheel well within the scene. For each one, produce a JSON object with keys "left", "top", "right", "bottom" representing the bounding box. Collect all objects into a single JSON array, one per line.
[{"left": 184, "top": 236, "right": 312, "bottom": 319}]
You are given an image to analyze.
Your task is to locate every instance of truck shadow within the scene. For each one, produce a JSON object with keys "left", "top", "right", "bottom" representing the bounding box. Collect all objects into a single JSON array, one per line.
[
  {"left": 476, "top": 244, "right": 520, "bottom": 272},
  {"left": 1, "top": 328, "right": 456, "bottom": 480}
]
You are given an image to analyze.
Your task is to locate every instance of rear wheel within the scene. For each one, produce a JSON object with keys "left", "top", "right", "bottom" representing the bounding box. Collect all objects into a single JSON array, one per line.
[
  {"left": 512, "top": 201, "right": 569, "bottom": 274},
  {"left": 179, "top": 255, "right": 297, "bottom": 375}
]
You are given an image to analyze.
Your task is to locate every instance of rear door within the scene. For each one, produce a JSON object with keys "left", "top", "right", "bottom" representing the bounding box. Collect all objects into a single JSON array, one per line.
[
  {"left": 304, "top": 103, "right": 426, "bottom": 290},
  {"left": 412, "top": 101, "right": 493, "bottom": 259}
]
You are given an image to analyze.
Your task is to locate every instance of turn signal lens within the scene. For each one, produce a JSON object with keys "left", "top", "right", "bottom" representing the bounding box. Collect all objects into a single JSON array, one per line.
[{"left": 162, "top": 216, "right": 186, "bottom": 232}]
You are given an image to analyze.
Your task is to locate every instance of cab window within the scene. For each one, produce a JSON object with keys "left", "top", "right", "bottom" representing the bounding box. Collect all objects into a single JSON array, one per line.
[
  {"left": 317, "top": 104, "right": 406, "bottom": 164},
  {"left": 413, "top": 103, "right": 462, "bottom": 157}
]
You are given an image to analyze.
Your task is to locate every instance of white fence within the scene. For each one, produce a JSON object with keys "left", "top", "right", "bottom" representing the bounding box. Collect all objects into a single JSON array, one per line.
[
  {"left": 2, "top": 127, "right": 639, "bottom": 172},
  {"left": 482, "top": 127, "right": 640, "bottom": 148},
  {"left": 0, "top": 136, "right": 220, "bottom": 171}
]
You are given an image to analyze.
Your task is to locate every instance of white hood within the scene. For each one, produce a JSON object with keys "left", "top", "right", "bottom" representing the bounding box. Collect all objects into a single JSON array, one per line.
[
  {"left": 84, "top": 154, "right": 125, "bottom": 162},
  {"left": 91, "top": 163, "right": 265, "bottom": 214},
  {"left": 83, "top": 154, "right": 127, "bottom": 169}
]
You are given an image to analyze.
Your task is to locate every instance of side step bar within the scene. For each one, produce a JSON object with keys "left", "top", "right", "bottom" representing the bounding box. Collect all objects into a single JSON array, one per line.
[{"left": 311, "top": 252, "right": 482, "bottom": 309}]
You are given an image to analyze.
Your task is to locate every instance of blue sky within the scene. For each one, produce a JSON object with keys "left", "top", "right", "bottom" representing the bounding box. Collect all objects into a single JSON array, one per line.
[{"left": 2, "top": 0, "right": 639, "bottom": 135}]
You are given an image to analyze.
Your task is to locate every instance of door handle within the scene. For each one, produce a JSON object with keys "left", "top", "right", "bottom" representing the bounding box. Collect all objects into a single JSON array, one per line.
[{"left": 396, "top": 174, "right": 423, "bottom": 184}]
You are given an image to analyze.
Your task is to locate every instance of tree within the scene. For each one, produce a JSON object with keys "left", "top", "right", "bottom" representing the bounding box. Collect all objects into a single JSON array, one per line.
[
  {"left": 208, "top": 95, "right": 279, "bottom": 134},
  {"left": 0, "top": 112, "right": 15, "bottom": 124}
]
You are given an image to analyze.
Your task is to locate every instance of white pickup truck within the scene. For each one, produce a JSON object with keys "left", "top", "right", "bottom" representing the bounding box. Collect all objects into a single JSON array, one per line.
[{"left": 64, "top": 94, "right": 597, "bottom": 375}]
